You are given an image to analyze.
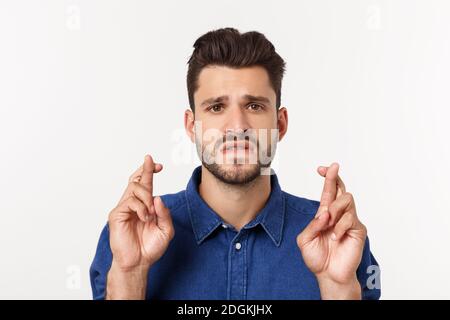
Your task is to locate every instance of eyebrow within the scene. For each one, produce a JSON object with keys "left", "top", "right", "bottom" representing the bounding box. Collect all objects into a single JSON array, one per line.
[
  {"left": 200, "top": 94, "right": 271, "bottom": 107},
  {"left": 242, "top": 94, "right": 271, "bottom": 104},
  {"left": 200, "top": 95, "right": 229, "bottom": 107}
]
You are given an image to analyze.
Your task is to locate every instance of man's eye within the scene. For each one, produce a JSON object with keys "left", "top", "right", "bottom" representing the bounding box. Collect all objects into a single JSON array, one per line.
[
  {"left": 247, "top": 103, "right": 263, "bottom": 111},
  {"left": 209, "top": 104, "right": 224, "bottom": 113}
]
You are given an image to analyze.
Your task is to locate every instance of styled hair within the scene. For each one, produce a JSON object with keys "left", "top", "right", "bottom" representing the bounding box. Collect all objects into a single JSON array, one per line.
[{"left": 187, "top": 28, "right": 286, "bottom": 111}]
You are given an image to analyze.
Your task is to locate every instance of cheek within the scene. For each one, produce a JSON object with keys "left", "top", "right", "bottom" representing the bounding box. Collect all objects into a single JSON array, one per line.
[
  {"left": 196, "top": 123, "right": 223, "bottom": 147},
  {"left": 195, "top": 114, "right": 223, "bottom": 132},
  {"left": 254, "top": 118, "right": 279, "bottom": 147},
  {"left": 249, "top": 114, "right": 278, "bottom": 130}
]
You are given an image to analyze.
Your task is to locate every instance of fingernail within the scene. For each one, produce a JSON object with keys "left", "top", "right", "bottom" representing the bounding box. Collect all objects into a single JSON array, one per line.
[{"left": 331, "top": 233, "right": 337, "bottom": 241}]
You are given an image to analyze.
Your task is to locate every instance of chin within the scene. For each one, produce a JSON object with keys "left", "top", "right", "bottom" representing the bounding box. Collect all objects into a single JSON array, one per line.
[{"left": 203, "top": 162, "right": 263, "bottom": 185}]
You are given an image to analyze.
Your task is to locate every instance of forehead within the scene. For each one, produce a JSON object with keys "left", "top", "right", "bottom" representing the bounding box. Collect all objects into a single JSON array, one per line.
[{"left": 194, "top": 65, "right": 276, "bottom": 105}]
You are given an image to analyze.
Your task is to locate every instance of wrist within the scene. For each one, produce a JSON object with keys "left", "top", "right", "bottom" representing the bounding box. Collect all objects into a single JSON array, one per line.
[
  {"left": 110, "top": 260, "right": 152, "bottom": 275},
  {"left": 316, "top": 274, "right": 362, "bottom": 300},
  {"left": 106, "top": 261, "right": 150, "bottom": 300}
]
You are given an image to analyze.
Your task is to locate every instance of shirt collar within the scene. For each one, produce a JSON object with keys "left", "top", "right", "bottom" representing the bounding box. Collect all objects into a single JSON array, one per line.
[{"left": 185, "top": 166, "right": 285, "bottom": 247}]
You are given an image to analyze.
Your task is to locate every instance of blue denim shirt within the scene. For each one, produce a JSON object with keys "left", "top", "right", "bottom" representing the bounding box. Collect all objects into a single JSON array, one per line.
[{"left": 90, "top": 166, "right": 380, "bottom": 300}]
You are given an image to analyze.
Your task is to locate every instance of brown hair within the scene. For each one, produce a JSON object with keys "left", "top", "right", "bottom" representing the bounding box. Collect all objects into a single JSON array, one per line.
[{"left": 187, "top": 28, "right": 286, "bottom": 111}]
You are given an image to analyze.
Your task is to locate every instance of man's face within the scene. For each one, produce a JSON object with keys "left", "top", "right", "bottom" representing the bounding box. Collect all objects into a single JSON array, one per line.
[{"left": 187, "top": 65, "right": 287, "bottom": 185}]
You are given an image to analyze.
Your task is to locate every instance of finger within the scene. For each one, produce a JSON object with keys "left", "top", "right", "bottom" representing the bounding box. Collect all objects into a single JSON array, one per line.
[
  {"left": 129, "top": 164, "right": 143, "bottom": 183},
  {"left": 317, "top": 166, "right": 346, "bottom": 192},
  {"left": 129, "top": 162, "right": 163, "bottom": 183},
  {"left": 314, "top": 205, "right": 329, "bottom": 219},
  {"left": 119, "top": 182, "right": 153, "bottom": 211},
  {"left": 319, "top": 162, "right": 340, "bottom": 207},
  {"left": 154, "top": 196, "right": 175, "bottom": 239},
  {"left": 154, "top": 163, "right": 163, "bottom": 173},
  {"left": 140, "top": 155, "right": 155, "bottom": 188},
  {"left": 317, "top": 165, "right": 346, "bottom": 197},
  {"left": 138, "top": 155, "right": 158, "bottom": 215},
  {"left": 331, "top": 212, "right": 359, "bottom": 241},
  {"left": 317, "top": 166, "right": 327, "bottom": 176},
  {"left": 328, "top": 192, "right": 354, "bottom": 227},
  {"left": 117, "top": 196, "right": 149, "bottom": 223},
  {"left": 296, "top": 211, "right": 330, "bottom": 248}
]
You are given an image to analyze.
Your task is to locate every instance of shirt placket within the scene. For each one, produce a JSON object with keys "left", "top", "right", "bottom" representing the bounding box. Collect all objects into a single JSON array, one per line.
[{"left": 226, "top": 227, "right": 248, "bottom": 300}]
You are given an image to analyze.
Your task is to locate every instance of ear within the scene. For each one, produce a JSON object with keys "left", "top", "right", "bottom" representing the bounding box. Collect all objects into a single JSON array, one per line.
[
  {"left": 184, "top": 109, "right": 195, "bottom": 143},
  {"left": 277, "top": 107, "right": 288, "bottom": 141}
]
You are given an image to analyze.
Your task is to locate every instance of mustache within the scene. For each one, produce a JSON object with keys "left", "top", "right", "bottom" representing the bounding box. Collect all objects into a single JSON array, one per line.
[{"left": 214, "top": 132, "right": 259, "bottom": 151}]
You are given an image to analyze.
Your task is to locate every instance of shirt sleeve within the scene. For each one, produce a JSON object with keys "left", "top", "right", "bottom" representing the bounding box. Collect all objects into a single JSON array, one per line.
[
  {"left": 357, "top": 236, "right": 381, "bottom": 300},
  {"left": 89, "top": 223, "right": 112, "bottom": 300}
]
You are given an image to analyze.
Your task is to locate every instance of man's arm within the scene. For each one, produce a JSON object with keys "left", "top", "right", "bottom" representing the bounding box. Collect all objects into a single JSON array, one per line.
[
  {"left": 106, "top": 263, "right": 149, "bottom": 300},
  {"left": 99, "top": 155, "right": 174, "bottom": 300},
  {"left": 297, "top": 163, "right": 368, "bottom": 300},
  {"left": 317, "top": 275, "right": 362, "bottom": 300}
]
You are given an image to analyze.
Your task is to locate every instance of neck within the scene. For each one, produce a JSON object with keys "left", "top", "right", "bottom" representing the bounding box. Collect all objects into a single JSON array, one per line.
[{"left": 198, "top": 166, "right": 271, "bottom": 231}]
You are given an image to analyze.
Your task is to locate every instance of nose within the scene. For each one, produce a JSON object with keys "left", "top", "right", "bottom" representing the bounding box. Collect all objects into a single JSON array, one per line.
[{"left": 225, "top": 105, "right": 250, "bottom": 134}]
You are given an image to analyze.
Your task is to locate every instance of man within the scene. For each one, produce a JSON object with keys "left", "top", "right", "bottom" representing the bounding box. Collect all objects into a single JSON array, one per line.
[{"left": 90, "top": 28, "right": 380, "bottom": 300}]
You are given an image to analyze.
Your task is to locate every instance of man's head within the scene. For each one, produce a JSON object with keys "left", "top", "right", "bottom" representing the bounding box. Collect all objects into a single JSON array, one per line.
[{"left": 184, "top": 28, "right": 288, "bottom": 185}]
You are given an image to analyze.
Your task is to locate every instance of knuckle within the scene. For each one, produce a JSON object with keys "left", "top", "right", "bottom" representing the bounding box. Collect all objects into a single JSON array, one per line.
[
  {"left": 127, "top": 196, "right": 139, "bottom": 206},
  {"left": 137, "top": 198, "right": 146, "bottom": 209},
  {"left": 345, "top": 216, "right": 354, "bottom": 228},
  {"left": 345, "top": 192, "right": 353, "bottom": 201},
  {"left": 108, "top": 209, "right": 116, "bottom": 221},
  {"left": 122, "top": 195, "right": 133, "bottom": 203},
  {"left": 360, "top": 222, "right": 367, "bottom": 234},
  {"left": 131, "top": 182, "right": 150, "bottom": 193},
  {"left": 328, "top": 202, "right": 337, "bottom": 214},
  {"left": 129, "top": 181, "right": 140, "bottom": 189},
  {"left": 141, "top": 194, "right": 153, "bottom": 209},
  {"left": 108, "top": 204, "right": 123, "bottom": 221},
  {"left": 322, "top": 190, "right": 332, "bottom": 197},
  {"left": 127, "top": 195, "right": 137, "bottom": 202},
  {"left": 328, "top": 202, "right": 341, "bottom": 216},
  {"left": 296, "top": 233, "right": 304, "bottom": 247}
]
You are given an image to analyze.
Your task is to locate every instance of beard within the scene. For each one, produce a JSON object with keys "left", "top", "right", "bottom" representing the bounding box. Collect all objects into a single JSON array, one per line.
[
  {"left": 202, "top": 162, "right": 267, "bottom": 185},
  {"left": 196, "top": 130, "right": 275, "bottom": 186}
]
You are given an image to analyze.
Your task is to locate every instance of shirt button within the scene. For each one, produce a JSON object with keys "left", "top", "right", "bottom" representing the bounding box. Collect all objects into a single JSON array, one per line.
[
  {"left": 222, "top": 224, "right": 228, "bottom": 229},
  {"left": 235, "top": 242, "right": 241, "bottom": 250}
]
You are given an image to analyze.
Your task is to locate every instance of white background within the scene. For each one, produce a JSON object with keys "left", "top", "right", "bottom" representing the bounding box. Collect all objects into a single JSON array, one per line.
[{"left": 1, "top": 0, "right": 449, "bottom": 299}]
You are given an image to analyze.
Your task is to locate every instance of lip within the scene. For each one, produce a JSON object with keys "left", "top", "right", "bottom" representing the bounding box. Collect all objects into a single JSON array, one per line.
[{"left": 220, "top": 141, "right": 254, "bottom": 153}]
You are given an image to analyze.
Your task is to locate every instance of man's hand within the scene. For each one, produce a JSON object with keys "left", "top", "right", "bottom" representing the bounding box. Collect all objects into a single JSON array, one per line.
[
  {"left": 106, "top": 155, "right": 175, "bottom": 299},
  {"left": 296, "top": 163, "right": 367, "bottom": 299}
]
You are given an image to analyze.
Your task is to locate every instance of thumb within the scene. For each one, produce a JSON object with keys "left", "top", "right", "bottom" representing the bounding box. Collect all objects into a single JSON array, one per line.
[
  {"left": 154, "top": 196, "right": 174, "bottom": 238},
  {"left": 297, "top": 209, "right": 330, "bottom": 248}
]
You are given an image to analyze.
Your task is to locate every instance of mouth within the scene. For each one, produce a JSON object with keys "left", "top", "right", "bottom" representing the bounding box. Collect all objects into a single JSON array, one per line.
[{"left": 220, "top": 141, "right": 254, "bottom": 153}]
